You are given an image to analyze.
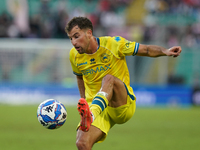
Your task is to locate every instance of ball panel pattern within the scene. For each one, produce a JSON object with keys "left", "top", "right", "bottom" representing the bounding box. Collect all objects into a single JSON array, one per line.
[{"left": 37, "top": 99, "right": 67, "bottom": 129}]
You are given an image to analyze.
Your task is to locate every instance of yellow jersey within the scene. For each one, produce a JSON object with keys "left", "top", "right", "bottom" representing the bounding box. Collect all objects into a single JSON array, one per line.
[{"left": 69, "top": 36, "right": 139, "bottom": 105}]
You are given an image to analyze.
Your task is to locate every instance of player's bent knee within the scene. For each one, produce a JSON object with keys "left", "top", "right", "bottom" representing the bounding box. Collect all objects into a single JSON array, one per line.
[
  {"left": 103, "top": 74, "right": 114, "bottom": 83},
  {"left": 103, "top": 74, "right": 123, "bottom": 87},
  {"left": 76, "top": 138, "right": 91, "bottom": 150},
  {"left": 103, "top": 74, "right": 114, "bottom": 79}
]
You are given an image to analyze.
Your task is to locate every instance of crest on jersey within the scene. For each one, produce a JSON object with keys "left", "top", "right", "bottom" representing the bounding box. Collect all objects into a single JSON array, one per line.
[{"left": 100, "top": 53, "right": 110, "bottom": 63}]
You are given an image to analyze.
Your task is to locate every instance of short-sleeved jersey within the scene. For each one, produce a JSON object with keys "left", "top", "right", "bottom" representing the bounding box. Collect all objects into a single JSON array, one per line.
[{"left": 69, "top": 36, "right": 139, "bottom": 105}]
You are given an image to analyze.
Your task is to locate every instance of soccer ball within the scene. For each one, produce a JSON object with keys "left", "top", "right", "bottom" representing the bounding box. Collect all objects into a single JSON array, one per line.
[{"left": 37, "top": 99, "right": 67, "bottom": 129}]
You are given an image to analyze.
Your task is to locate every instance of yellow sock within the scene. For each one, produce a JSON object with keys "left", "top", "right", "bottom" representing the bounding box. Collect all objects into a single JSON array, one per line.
[{"left": 90, "top": 92, "right": 108, "bottom": 119}]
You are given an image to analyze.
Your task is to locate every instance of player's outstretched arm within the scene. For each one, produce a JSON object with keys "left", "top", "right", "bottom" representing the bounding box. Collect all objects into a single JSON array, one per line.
[{"left": 136, "top": 44, "right": 182, "bottom": 57}]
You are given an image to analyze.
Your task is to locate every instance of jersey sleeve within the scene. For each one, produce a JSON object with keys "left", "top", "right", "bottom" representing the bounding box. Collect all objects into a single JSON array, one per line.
[
  {"left": 69, "top": 49, "right": 82, "bottom": 76},
  {"left": 111, "top": 36, "right": 139, "bottom": 57}
]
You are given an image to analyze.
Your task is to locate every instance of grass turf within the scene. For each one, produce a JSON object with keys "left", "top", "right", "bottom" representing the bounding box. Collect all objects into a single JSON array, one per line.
[{"left": 0, "top": 105, "right": 199, "bottom": 150}]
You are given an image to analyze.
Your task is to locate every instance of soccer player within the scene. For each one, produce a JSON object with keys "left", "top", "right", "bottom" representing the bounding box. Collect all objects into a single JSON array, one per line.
[{"left": 65, "top": 17, "right": 181, "bottom": 150}]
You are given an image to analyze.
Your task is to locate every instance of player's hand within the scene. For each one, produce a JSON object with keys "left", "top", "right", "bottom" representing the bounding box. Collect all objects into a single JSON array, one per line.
[{"left": 167, "top": 46, "right": 182, "bottom": 57}]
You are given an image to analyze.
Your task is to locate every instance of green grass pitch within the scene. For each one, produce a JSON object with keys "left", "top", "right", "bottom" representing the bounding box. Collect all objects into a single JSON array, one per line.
[{"left": 0, "top": 104, "right": 199, "bottom": 150}]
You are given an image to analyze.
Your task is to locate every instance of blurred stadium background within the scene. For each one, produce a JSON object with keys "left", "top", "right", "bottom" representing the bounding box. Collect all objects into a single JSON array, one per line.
[{"left": 0, "top": 0, "right": 200, "bottom": 106}]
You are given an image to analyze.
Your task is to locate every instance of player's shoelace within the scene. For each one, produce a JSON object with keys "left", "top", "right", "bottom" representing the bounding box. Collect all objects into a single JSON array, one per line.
[{"left": 77, "top": 98, "right": 93, "bottom": 131}]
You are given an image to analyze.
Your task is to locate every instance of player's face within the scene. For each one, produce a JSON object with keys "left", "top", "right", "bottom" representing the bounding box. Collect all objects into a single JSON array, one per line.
[{"left": 68, "top": 25, "right": 91, "bottom": 54}]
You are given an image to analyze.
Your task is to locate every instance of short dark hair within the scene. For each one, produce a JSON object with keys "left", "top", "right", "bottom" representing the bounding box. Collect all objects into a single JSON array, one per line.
[{"left": 65, "top": 17, "right": 93, "bottom": 33}]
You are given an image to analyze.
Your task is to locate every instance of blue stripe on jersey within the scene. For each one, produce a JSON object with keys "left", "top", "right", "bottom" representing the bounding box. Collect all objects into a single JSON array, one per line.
[
  {"left": 91, "top": 96, "right": 107, "bottom": 111},
  {"left": 133, "top": 43, "right": 139, "bottom": 56},
  {"left": 73, "top": 71, "right": 82, "bottom": 76},
  {"left": 124, "top": 83, "right": 135, "bottom": 100}
]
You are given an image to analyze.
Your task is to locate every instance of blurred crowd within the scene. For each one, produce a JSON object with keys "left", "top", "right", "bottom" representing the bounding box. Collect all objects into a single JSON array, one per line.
[
  {"left": 0, "top": 0, "right": 130, "bottom": 39},
  {"left": 145, "top": 0, "right": 200, "bottom": 15},
  {"left": 144, "top": 0, "right": 200, "bottom": 48},
  {"left": 0, "top": 0, "right": 200, "bottom": 48}
]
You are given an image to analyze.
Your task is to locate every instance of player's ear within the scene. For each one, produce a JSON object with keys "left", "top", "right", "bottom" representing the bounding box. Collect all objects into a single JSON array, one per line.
[{"left": 86, "top": 29, "right": 93, "bottom": 37}]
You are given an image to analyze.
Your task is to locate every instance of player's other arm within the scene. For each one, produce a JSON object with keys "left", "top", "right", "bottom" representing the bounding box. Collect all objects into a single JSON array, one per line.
[
  {"left": 76, "top": 75, "right": 85, "bottom": 99},
  {"left": 136, "top": 44, "right": 182, "bottom": 57}
]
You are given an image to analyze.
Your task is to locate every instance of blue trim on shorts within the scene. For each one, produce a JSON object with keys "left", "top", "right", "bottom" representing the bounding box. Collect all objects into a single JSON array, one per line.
[
  {"left": 124, "top": 83, "right": 135, "bottom": 100},
  {"left": 91, "top": 96, "right": 107, "bottom": 111}
]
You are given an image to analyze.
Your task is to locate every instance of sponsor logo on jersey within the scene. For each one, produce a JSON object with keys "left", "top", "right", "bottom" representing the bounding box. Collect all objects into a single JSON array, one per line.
[
  {"left": 77, "top": 62, "right": 87, "bottom": 66},
  {"left": 100, "top": 53, "right": 110, "bottom": 63},
  {"left": 81, "top": 64, "right": 111, "bottom": 75}
]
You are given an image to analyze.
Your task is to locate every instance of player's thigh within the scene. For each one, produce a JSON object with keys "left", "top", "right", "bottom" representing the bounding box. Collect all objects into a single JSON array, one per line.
[
  {"left": 110, "top": 76, "right": 128, "bottom": 107},
  {"left": 76, "top": 126, "right": 105, "bottom": 147}
]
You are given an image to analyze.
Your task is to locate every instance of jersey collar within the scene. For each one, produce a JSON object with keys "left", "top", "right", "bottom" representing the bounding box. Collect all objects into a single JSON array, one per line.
[{"left": 96, "top": 37, "right": 100, "bottom": 50}]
